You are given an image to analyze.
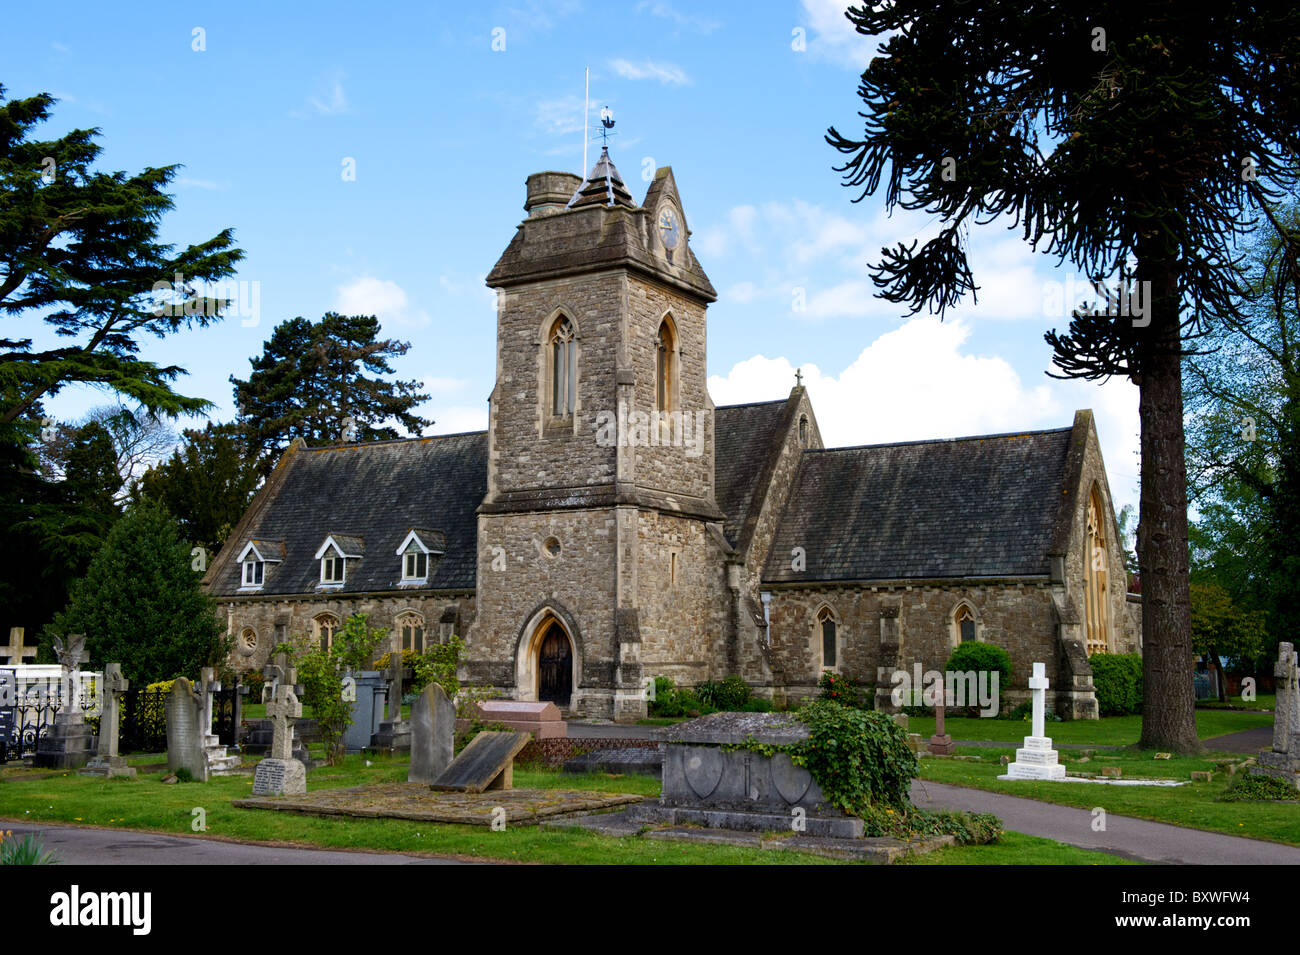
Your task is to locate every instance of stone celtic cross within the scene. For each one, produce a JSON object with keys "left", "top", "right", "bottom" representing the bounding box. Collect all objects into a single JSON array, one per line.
[
  {"left": 1, "top": 627, "right": 36, "bottom": 666},
  {"left": 1273, "top": 643, "right": 1299, "bottom": 754},
  {"left": 97, "top": 663, "right": 129, "bottom": 759},
  {"left": 266, "top": 683, "right": 303, "bottom": 761}
]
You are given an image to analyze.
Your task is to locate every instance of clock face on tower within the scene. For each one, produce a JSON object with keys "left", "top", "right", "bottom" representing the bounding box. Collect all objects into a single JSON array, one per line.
[{"left": 657, "top": 204, "right": 681, "bottom": 252}]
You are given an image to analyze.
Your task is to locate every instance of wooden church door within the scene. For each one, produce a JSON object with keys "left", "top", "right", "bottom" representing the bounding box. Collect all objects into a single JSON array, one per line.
[{"left": 538, "top": 624, "right": 572, "bottom": 708}]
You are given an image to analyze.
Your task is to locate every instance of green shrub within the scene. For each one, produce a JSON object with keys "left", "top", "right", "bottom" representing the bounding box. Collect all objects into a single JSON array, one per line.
[
  {"left": 1089, "top": 653, "right": 1143, "bottom": 715},
  {"left": 1004, "top": 700, "right": 1061, "bottom": 722},
  {"left": 818, "top": 671, "right": 863, "bottom": 707},
  {"left": 793, "top": 700, "right": 917, "bottom": 816},
  {"left": 698, "top": 675, "right": 750, "bottom": 711},
  {"left": 174, "top": 767, "right": 194, "bottom": 783},
  {"left": 1218, "top": 772, "right": 1299, "bottom": 802},
  {"left": 740, "top": 697, "right": 773, "bottom": 712},
  {"left": 945, "top": 642, "right": 1013, "bottom": 716}
]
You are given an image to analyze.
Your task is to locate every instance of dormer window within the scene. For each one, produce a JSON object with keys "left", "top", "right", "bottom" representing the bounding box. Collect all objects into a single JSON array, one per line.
[
  {"left": 236, "top": 540, "right": 283, "bottom": 592},
  {"left": 314, "top": 534, "right": 364, "bottom": 589},
  {"left": 321, "top": 547, "right": 346, "bottom": 585},
  {"left": 395, "top": 529, "right": 444, "bottom": 587}
]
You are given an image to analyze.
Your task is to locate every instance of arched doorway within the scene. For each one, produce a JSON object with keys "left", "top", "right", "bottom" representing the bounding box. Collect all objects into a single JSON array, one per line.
[{"left": 537, "top": 621, "right": 573, "bottom": 707}]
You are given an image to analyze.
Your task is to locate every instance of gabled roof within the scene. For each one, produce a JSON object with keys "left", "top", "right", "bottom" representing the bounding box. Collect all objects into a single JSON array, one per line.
[
  {"left": 237, "top": 539, "right": 284, "bottom": 563},
  {"left": 713, "top": 399, "right": 790, "bottom": 548},
  {"left": 396, "top": 529, "right": 447, "bottom": 555},
  {"left": 762, "top": 427, "right": 1074, "bottom": 583},
  {"left": 315, "top": 534, "right": 364, "bottom": 559},
  {"left": 209, "top": 432, "right": 487, "bottom": 597}
]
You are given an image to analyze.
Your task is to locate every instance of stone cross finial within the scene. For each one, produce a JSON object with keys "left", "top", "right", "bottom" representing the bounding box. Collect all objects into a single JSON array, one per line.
[
  {"left": 1, "top": 627, "right": 36, "bottom": 666},
  {"left": 97, "top": 663, "right": 129, "bottom": 759},
  {"left": 266, "top": 684, "right": 302, "bottom": 761},
  {"left": 795, "top": 368, "right": 803, "bottom": 387}
]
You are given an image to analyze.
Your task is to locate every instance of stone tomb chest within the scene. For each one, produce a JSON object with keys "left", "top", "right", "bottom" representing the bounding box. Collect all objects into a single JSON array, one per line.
[{"left": 644, "top": 712, "right": 863, "bottom": 838}]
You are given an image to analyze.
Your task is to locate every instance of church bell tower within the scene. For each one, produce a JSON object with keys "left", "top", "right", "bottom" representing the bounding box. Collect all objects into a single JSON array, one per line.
[{"left": 471, "top": 146, "right": 724, "bottom": 721}]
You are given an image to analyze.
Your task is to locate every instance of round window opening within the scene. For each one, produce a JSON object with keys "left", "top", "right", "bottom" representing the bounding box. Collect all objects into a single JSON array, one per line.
[
  {"left": 238, "top": 628, "right": 258, "bottom": 656},
  {"left": 543, "top": 537, "right": 561, "bottom": 558}
]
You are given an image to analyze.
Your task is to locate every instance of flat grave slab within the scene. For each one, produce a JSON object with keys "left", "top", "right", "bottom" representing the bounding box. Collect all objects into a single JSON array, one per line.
[
  {"left": 232, "top": 783, "right": 641, "bottom": 825},
  {"left": 431, "top": 731, "right": 530, "bottom": 793}
]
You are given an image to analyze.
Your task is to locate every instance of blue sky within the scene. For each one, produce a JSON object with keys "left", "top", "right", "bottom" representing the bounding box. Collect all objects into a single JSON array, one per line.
[{"left": 6, "top": 0, "right": 1141, "bottom": 510}]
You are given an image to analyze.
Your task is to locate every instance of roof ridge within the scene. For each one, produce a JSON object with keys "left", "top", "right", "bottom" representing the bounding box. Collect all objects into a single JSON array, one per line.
[
  {"left": 303, "top": 430, "right": 488, "bottom": 452},
  {"left": 714, "top": 398, "right": 788, "bottom": 411},
  {"left": 804, "top": 426, "right": 1072, "bottom": 454}
]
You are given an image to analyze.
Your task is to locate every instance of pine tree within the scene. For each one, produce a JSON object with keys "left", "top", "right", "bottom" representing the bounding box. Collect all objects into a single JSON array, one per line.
[
  {"left": 826, "top": 2, "right": 1300, "bottom": 752},
  {"left": 231, "top": 312, "right": 433, "bottom": 475},
  {"left": 43, "top": 499, "right": 229, "bottom": 684}
]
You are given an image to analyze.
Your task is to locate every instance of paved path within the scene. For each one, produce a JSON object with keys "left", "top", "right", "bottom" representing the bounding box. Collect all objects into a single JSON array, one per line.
[
  {"left": 1201, "top": 725, "right": 1273, "bottom": 754},
  {"left": 910, "top": 780, "right": 1300, "bottom": 865},
  {"left": 0, "top": 824, "right": 472, "bottom": 865}
]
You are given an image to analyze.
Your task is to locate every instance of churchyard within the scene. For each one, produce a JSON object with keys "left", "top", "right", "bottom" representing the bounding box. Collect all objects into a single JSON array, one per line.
[{"left": 1, "top": 640, "right": 1295, "bottom": 866}]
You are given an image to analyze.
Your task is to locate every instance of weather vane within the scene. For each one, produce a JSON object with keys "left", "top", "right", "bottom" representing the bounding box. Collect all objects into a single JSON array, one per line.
[{"left": 592, "top": 106, "right": 617, "bottom": 149}]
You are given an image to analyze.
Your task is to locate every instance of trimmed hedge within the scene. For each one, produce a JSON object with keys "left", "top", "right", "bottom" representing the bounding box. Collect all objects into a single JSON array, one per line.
[
  {"left": 1089, "top": 653, "right": 1143, "bottom": 715},
  {"left": 944, "top": 642, "right": 1013, "bottom": 716}
]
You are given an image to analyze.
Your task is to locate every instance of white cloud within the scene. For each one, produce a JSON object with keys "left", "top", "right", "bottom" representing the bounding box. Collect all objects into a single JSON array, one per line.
[
  {"left": 708, "top": 316, "right": 1141, "bottom": 506},
  {"left": 427, "top": 404, "right": 489, "bottom": 434},
  {"left": 294, "top": 73, "right": 349, "bottom": 117},
  {"left": 609, "top": 58, "right": 692, "bottom": 86},
  {"left": 535, "top": 95, "right": 586, "bottom": 135},
  {"left": 799, "top": 0, "right": 886, "bottom": 70},
  {"left": 335, "top": 277, "right": 430, "bottom": 329},
  {"left": 636, "top": 1, "right": 721, "bottom": 34}
]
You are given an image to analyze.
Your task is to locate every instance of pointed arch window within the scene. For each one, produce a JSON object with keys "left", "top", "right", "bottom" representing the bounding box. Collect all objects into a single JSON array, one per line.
[
  {"left": 955, "top": 605, "right": 976, "bottom": 644},
  {"left": 655, "top": 319, "right": 676, "bottom": 413},
  {"left": 1085, "top": 489, "right": 1111, "bottom": 655},
  {"left": 397, "top": 611, "right": 425, "bottom": 654},
  {"left": 818, "top": 607, "right": 838, "bottom": 669},
  {"left": 550, "top": 316, "right": 576, "bottom": 417},
  {"left": 314, "top": 614, "right": 340, "bottom": 654}
]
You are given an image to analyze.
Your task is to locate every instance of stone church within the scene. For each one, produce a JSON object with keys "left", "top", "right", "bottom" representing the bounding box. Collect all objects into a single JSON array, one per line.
[{"left": 204, "top": 148, "right": 1141, "bottom": 722}]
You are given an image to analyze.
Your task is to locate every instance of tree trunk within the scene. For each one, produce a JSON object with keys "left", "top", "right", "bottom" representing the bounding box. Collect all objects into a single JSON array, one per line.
[{"left": 1136, "top": 261, "right": 1201, "bottom": 753}]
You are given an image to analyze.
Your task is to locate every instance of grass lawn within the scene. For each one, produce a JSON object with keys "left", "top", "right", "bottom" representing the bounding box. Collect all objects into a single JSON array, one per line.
[
  {"left": 903, "top": 708, "right": 1272, "bottom": 746},
  {"left": 0, "top": 752, "right": 1135, "bottom": 865},
  {"left": 916, "top": 743, "right": 1300, "bottom": 846},
  {"left": 899, "top": 829, "right": 1141, "bottom": 865},
  {"left": 1197, "top": 693, "right": 1274, "bottom": 712}
]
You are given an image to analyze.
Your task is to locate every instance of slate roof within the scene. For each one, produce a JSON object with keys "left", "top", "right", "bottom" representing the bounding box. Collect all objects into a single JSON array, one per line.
[
  {"left": 714, "top": 399, "right": 789, "bottom": 548},
  {"left": 210, "top": 432, "right": 487, "bottom": 597},
  {"left": 762, "top": 428, "right": 1074, "bottom": 583}
]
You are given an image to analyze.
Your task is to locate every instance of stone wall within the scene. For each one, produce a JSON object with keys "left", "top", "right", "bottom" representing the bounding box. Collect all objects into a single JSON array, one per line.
[
  {"left": 218, "top": 592, "right": 473, "bottom": 673},
  {"left": 765, "top": 579, "right": 1061, "bottom": 711}
]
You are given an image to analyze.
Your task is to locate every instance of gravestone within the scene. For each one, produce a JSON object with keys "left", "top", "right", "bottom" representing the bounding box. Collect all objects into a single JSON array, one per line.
[
  {"left": 633, "top": 712, "right": 864, "bottom": 838},
  {"left": 0, "top": 669, "right": 16, "bottom": 761},
  {"left": 80, "top": 663, "right": 136, "bottom": 779},
  {"left": 430, "top": 731, "right": 530, "bottom": 793},
  {"left": 928, "top": 698, "right": 954, "bottom": 756},
  {"left": 470, "top": 700, "right": 568, "bottom": 739},
  {"left": 198, "top": 667, "right": 241, "bottom": 775},
  {"left": 408, "top": 683, "right": 456, "bottom": 784},
  {"left": 256, "top": 653, "right": 310, "bottom": 764},
  {"left": 999, "top": 662, "right": 1066, "bottom": 780},
  {"left": 342, "top": 670, "right": 386, "bottom": 753},
  {"left": 34, "top": 634, "right": 95, "bottom": 769},
  {"left": 165, "top": 678, "right": 209, "bottom": 781},
  {"left": 252, "top": 680, "right": 307, "bottom": 796},
  {"left": 1251, "top": 643, "right": 1300, "bottom": 788},
  {"left": 369, "top": 639, "right": 410, "bottom": 753}
]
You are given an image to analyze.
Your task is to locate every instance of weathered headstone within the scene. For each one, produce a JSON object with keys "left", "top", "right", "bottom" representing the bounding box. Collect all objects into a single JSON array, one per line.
[
  {"left": 408, "top": 683, "right": 456, "bottom": 784},
  {"left": 1251, "top": 643, "right": 1300, "bottom": 788},
  {"left": 165, "top": 678, "right": 209, "bottom": 781},
  {"left": 34, "top": 634, "right": 95, "bottom": 769},
  {"left": 198, "top": 667, "right": 241, "bottom": 775},
  {"left": 252, "top": 680, "right": 307, "bottom": 796},
  {"left": 999, "top": 662, "right": 1065, "bottom": 780},
  {"left": 430, "top": 730, "right": 530, "bottom": 793},
  {"left": 0, "top": 669, "right": 17, "bottom": 761},
  {"left": 343, "top": 670, "right": 386, "bottom": 752},
  {"left": 80, "top": 663, "right": 136, "bottom": 779}
]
